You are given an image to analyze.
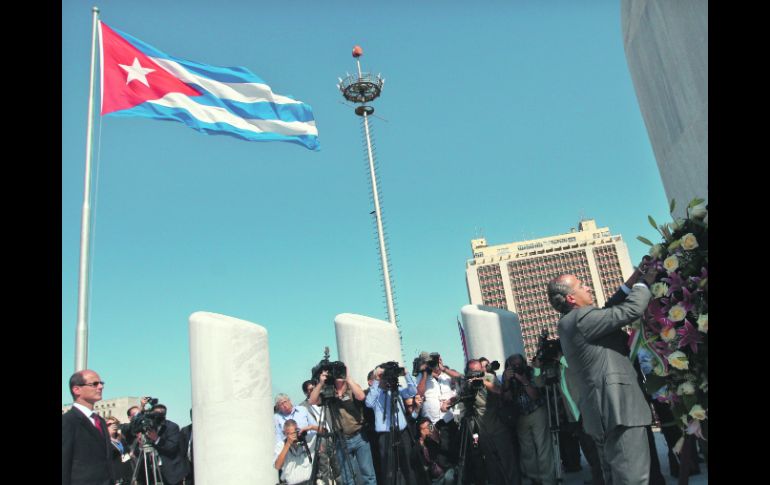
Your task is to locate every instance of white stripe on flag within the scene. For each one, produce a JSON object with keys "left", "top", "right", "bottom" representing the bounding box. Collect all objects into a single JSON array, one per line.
[
  {"left": 152, "top": 58, "right": 303, "bottom": 105},
  {"left": 148, "top": 93, "right": 318, "bottom": 136}
]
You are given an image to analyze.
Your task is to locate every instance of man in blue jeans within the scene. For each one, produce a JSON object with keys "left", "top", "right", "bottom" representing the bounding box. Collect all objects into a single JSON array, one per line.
[{"left": 309, "top": 364, "right": 377, "bottom": 485}]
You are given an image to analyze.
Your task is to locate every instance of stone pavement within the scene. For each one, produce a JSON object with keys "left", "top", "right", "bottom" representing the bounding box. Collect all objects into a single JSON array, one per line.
[{"left": 556, "top": 430, "right": 708, "bottom": 485}]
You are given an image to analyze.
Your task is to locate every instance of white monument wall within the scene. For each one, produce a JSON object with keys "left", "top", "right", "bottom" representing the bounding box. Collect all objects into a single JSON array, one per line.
[
  {"left": 334, "top": 313, "right": 404, "bottom": 387},
  {"left": 189, "top": 312, "right": 276, "bottom": 485},
  {"left": 460, "top": 304, "right": 525, "bottom": 366}
]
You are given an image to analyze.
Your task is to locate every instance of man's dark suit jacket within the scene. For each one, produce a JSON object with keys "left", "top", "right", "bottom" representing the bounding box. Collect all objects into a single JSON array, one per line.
[
  {"left": 153, "top": 418, "right": 190, "bottom": 485},
  {"left": 557, "top": 285, "right": 653, "bottom": 440},
  {"left": 62, "top": 407, "right": 113, "bottom": 485},
  {"left": 180, "top": 423, "right": 194, "bottom": 484}
]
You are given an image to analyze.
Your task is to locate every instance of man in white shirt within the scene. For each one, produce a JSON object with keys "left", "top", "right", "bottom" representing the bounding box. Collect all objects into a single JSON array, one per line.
[
  {"left": 416, "top": 353, "right": 462, "bottom": 464},
  {"left": 274, "top": 419, "right": 318, "bottom": 485}
]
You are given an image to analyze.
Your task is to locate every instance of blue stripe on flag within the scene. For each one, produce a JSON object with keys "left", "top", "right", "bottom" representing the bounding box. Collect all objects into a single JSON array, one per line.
[
  {"left": 189, "top": 89, "right": 315, "bottom": 122},
  {"left": 111, "top": 102, "right": 320, "bottom": 150},
  {"left": 113, "top": 26, "right": 267, "bottom": 85}
]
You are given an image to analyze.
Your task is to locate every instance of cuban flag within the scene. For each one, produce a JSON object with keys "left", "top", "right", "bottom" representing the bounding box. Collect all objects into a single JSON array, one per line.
[{"left": 98, "top": 22, "right": 319, "bottom": 150}]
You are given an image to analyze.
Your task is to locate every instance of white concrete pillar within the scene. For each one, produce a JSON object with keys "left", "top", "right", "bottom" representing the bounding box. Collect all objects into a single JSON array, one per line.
[
  {"left": 334, "top": 313, "right": 404, "bottom": 387},
  {"left": 460, "top": 304, "right": 525, "bottom": 366},
  {"left": 189, "top": 312, "right": 276, "bottom": 485}
]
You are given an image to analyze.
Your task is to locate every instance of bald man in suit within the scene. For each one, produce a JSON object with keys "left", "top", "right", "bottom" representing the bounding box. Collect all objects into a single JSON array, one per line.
[
  {"left": 62, "top": 369, "right": 113, "bottom": 485},
  {"left": 547, "top": 262, "right": 657, "bottom": 485}
]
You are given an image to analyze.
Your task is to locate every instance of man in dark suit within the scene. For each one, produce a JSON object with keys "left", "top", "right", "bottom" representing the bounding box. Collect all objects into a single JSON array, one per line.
[
  {"left": 180, "top": 409, "right": 194, "bottom": 485},
  {"left": 143, "top": 403, "right": 190, "bottom": 485},
  {"left": 62, "top": 369, "right": 113, "bottom": 485},
  {"left": 547, "top": 261, "right": 656, "bottom": 485}
]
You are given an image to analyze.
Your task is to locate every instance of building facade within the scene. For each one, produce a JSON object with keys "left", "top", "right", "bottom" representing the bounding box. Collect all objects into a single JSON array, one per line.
[
  {"left": 465, "top": 220, "right": 634, "bottom": 360},
  {"left": 62, "top": 396, "right": 143, "bottom": 423}
]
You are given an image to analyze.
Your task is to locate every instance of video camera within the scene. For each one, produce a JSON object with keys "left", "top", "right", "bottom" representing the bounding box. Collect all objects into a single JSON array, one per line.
[
  {"left": 129, "top": 405, "right": 165, "bottom": 435},
  {"left": 412, "top": 352, "right": 441, "bottom": 376},
  {"left": 379, "top": 361, "right": 406, "bottom": 389},
  {"left": 485, "top": 360, "right": 500, "bottom": 373},
  {"left": 535, "top": 330, "right": 562, "bottom": 384},
  {"left": 311, "top": 347, "right": 347, "bottom": 400}
]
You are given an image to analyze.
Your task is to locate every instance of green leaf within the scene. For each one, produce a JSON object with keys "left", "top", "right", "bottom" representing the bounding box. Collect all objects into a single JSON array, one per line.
[
  {"left": 683, "top": 395, "right": 697, "bottom": 413},
  {"left": 670, "top": 198, "right": 677, "bottom": 213},
  {"left": 637, "top": 236, "right": 654, "bottom": 246},
  {"left": 644, "top": 374, "right": 667, "bottom": 396},
  {"left": 668, "top": 239, "right": 681, "bottom": 251},
  {"left": 688, "top": 198, "right": 706, "bottom": 209},
  {"left": 648, "top": 215, "right": 658, "bottom": 230}
]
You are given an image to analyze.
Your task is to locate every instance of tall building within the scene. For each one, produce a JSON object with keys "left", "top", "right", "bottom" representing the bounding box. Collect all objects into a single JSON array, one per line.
[{"left": 465, "top": 219, "right": 634, "bottom": 360}]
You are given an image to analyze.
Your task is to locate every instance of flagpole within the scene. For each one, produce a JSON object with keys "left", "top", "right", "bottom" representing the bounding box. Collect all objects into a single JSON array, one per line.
[{"left": 75, "top": 6, "right": 100, "bottom": 372}]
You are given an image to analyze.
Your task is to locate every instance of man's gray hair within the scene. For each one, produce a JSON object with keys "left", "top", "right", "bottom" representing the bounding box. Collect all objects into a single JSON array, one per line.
[
  {"left": 547, "top": 277, "right": 574, "bottom": 314},
  {"left": 275, "top": 393, "right": 291, "bottom": 405}
]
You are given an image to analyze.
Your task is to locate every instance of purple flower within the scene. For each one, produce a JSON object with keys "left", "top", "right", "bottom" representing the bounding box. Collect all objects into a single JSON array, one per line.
[
  {"left": 677, "top": 319, "right": 703, "bottom": 353},
  {"left": 662, "top": 271, "right": 686, "bottom": 296}
]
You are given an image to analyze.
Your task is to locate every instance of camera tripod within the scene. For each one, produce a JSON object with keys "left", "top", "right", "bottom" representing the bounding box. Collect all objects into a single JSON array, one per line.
[
  {"left": 543, "top": 380, "right": 564, "bottom": 484},
  {"left": 381, "top": 379, "right": 430, "bottom": 485},
  {"left": 455, "top": 394, "right": 512, "bottom": 485},
  {"left": 308, "top": 393, "right": 358, "bottom": 485},
  {"left": 130, "top": 434, "right": 164, "bottom": 485}
]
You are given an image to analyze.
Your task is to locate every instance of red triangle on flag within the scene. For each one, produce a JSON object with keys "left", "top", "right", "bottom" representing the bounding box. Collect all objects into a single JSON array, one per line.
[{"left": 100, "top": 22, "right": 201, "bottom": 115}]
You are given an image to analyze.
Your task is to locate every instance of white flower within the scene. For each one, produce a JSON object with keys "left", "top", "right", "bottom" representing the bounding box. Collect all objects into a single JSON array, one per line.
[
  {"left": 653, "top": 362, "right": 668, "bottom": 376},
  {"left": 677, "top": 382, "right": 696, "bottom": 395},
  {"left": 668, "top": 304, "right": 687, "bottom": 322},
  {"left": 661, "top": 326, "right": 677, "bottom": 342},
  {"left": 651, "top": 282, "right": 669, "bottom": 298},
  {"left": 697, "top": 313, "right": 708, "bottom": 333},
  {"left": 681, "top": 233, "right": 699, "bottom": 251},
  {"left": 689, "top": 404, "right": 707, "bottom": 421},
  {"left": 699, "top": 378, "right": 708, "bottom": 393},
  {"left": 663, "top": 255, "right": 679, "bottom": 273},
  {"left": 668, "top": 351, "right": 689, "bottom": 370},
  {"left": 690, "top": 202, "right": 707, "bottom": 220},
  {"left": 649, "top": 244, "right": 664, "bottom": 258},
  {"left": 672, "top": 219, "right": 686, "bottom": 231}
]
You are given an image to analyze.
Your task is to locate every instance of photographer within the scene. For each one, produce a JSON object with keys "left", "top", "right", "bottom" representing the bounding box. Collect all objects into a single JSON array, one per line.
[
  {"left": 274, "top": 394, "right": 318, "bottom": 445},
  {"left": 501, "top": 354, "right": 555, "bottom": 485},
  {"left": 453, "top": 359, "right": 520, "bottom": 485},
  {"left": 365, "top": 361, "right": 420, "bottom": 485},
  {"left": 415, "top": 417, "right": 458, "bottom": 485},
  {"left": 308, "top": 363, "right": 376, "bottom": 485},
  {"left": 133, "top": 403, "right": 189, "bottom": 485},
  {"left": 274, "top": 419, "right": 321, "bottom": 485},
  {"left": 415, "top": 352, "right": 462, "bottom": 466}
]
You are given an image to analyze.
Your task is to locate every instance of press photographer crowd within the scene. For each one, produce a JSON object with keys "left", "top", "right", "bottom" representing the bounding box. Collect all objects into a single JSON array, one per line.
[{"left": 63, "top": 260, "right": 704, "bottom": 485}]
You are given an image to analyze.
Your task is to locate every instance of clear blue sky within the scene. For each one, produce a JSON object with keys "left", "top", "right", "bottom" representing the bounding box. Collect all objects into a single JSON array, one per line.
[{"left": 62, "top": 0, "right": 672, "bottom": 426}]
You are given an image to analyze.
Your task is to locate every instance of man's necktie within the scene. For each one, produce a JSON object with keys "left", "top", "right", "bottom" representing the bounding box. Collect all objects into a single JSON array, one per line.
[{"left": 92, "top": 413, "right": 104, "bottom": 436}]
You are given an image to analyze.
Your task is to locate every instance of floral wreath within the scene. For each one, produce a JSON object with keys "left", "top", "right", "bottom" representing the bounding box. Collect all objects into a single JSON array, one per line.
[{"left": 629, "top": 198, "right": 707, "bottom": 453}]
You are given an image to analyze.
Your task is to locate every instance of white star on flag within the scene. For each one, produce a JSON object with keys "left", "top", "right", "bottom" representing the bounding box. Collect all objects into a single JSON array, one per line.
[{"left": 119, "top": 58, "right": 155, "bottom": 87}]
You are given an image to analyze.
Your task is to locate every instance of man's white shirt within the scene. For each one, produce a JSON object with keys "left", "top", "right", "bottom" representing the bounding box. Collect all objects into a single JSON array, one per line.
[
  {"left": 274, "top": 435, "right": 316, "bottom": 485},
  {"left": 418, "top": 372, "right": 458, "bottom": 424}
]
